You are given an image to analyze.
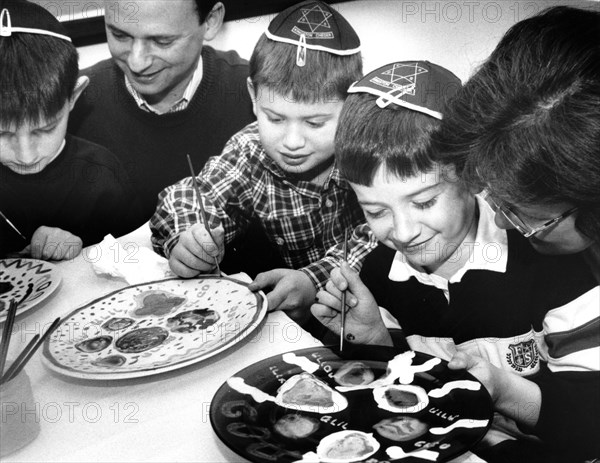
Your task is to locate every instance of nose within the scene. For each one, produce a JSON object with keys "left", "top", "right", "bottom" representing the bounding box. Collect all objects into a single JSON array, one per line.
[
  {"left": 391, "top": 211, "right": 420, "bottom": 244},
  {"left": 282, "top": 124, "right": 306, "bottom": 151},
  {"left": 494, "top": 211, "right": 514, "bottom": 230},
  {"left": 126, "top": 40, "right": 153, "bottom": 73},
  {"left": 13, "top": 134, "right": 39, "bottom": 164}
]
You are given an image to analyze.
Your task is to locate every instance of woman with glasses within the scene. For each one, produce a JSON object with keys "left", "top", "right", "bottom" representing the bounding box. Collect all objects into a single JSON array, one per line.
[{"left": 435, "top": 6, "right": 600, "bottom": 462}]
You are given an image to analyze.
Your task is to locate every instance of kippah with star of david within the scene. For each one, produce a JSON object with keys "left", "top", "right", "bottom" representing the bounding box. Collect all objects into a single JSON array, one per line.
[
  {"left": 266, "top": 0, "right": 360, "bottom": 67},
  {"left": 348, "top": 61, "right": 461, "bottom": 119},
  {"left": 0, "top": 0, "right": 71, "bottom": 42}
]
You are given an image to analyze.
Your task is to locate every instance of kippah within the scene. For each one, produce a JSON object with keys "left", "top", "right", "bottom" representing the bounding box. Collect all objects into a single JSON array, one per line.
[
  {"left": 0, "top": 0, "right": 71, "bottom": 42},
  {"left": 266, "top": 0, "right": 360, "bottom": 67},
  {"left": 348, "top": 61, "right": 461, "bottom": 119}
]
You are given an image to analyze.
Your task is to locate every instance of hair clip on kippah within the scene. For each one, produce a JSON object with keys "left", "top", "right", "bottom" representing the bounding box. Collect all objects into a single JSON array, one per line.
[
  {"left": 375, "top": 84, "right": 416, "bottom": 109},
  {"left": 296, "top": 33, "right": 307, "bottom": 67},
  {"left": 349, "top": 61, "right": 462, "bottom": 120},
  {"left": 0, "top": 9, "right": 12, "bottom": 37}
]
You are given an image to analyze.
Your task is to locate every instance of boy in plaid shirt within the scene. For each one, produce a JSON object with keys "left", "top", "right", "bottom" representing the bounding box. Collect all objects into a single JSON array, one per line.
[{"left": 151, "top": 1, "right": 374, "bottom": 317}]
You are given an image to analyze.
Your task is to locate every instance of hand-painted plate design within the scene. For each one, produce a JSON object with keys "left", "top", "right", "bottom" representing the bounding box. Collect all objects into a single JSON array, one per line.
[
  {"left": 43, "top": 276, "right": 267, "bottom": 380},
  {"left": 0, "top": 259, "right": 61, "bottom": 322},
  {"left": 210, "top": 347, "right": 492, "bottom": 463}
]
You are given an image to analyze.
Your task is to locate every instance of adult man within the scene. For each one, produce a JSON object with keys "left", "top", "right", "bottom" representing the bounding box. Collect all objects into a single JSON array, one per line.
[{"left": 68, "top": 0, "right": 254, "bottom": 228}]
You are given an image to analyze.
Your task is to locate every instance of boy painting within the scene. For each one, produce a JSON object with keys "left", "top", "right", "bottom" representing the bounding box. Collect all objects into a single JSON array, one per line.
[
  {"left": 151, "top": 1, "right": 365, "bottom": 287},
  {"left": 0, "top": 0, "right": 140, "bottom": 260},
  {"left": 311, "top": 61, "right": 597, "bottom": 459}
]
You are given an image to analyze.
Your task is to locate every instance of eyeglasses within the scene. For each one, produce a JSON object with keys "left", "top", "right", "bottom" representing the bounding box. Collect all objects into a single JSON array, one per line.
[{"left": 484, "top": 193, "right": 578, "bottom": 238}]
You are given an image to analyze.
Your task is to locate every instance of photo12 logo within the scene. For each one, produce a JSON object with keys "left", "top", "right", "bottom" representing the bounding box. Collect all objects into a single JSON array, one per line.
[{"left": 399, "top": 2, "right": 544, "bottom": 24}]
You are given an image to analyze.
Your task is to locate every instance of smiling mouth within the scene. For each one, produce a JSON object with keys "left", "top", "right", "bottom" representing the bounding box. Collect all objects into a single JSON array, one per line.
[
  {"left": 400, "top": 237, "right": 433, "bottom": 252},
  {"left": 130, "top": 69, "right": 162, "bottom": 82}
]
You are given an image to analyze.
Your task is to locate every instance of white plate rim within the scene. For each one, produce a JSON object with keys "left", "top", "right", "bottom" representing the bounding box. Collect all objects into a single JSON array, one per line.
[{"left": 42, "top": 276, "right": 268, "bottom": 380}]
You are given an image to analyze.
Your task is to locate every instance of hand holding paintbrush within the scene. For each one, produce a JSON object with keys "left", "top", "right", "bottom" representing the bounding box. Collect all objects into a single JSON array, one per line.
[{"left": 169, "top": 155, "right": 223, "bottom": 276}]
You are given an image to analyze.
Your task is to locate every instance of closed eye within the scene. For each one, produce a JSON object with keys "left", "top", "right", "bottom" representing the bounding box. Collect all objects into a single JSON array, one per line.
[
  {"left": 364, "top": 209, "right": 386, "bottom": 219},
  {"left": 413, "top": 197, "right": 437, "bottom": 210}
]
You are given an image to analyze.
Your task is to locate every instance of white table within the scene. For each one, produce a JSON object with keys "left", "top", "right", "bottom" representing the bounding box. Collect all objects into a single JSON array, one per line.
[{"left": 2, "top": 226, "right": 484, "bottom": 462}]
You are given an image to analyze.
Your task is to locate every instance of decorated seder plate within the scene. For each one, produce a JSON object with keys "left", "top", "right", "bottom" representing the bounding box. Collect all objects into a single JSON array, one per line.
[
  {"left": 211, "top": 346, "right": 492, "bottom": 463},
  {"left": 0, "top": 259, "right": 61, "bottom": 323},
  {"left": 42, "top": 276, "right": 267, "bottom": 380}
]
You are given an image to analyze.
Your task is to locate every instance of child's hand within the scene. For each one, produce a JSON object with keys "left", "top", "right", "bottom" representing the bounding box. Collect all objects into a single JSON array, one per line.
[
  {"left": 448, "top": 351, "right": 541, "bottom": 426},
  {"left": 21, "top": 226, "right": 82, "bottom": 261},
  {"left": 169, "top": 223, "right": 224, "bottom": 277},
  {"left": 249, "top": 269, "right": 316, "bottom": 323},
  {"left": 311, "top": 262, "right": 392, "bottom": 346},
  {"left": 448, "top": 351, "right": 501, "bottom": 400}
]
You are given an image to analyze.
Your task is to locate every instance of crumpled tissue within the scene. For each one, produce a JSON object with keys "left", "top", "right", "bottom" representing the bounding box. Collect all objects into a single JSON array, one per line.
[{"left": 90, "top": 235, "right": 174, "bottom": 284}]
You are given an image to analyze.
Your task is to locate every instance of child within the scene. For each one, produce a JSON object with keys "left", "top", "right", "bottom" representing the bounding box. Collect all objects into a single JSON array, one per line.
[
  {"left": 0, "top": 0, "right": 140, "bottom": 260},
  {"left": 434, "top": 6, "right": 600, "bottom": 461},
  {"left": 311, "top": 61, "right": 596, "bottom": 460},
  {"left": 151, "top": 1, "right": 364, "bottom": 280}
]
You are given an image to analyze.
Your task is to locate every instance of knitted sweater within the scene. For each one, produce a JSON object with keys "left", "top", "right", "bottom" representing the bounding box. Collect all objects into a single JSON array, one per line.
[
  {"left": 68, "top": 46, "right": 254, "bottom": 228},
  {"left": 0, "top": 135, "right": 141, "bottom": 257}
]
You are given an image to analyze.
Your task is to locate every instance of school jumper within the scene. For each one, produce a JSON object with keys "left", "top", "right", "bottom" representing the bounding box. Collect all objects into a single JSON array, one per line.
[{"left": 0, "top": 135, "right": 140, "bottom": 257}]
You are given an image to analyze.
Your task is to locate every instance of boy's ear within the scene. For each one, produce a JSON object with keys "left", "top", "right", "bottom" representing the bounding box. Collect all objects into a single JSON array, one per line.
[
  {"left": 202, "top": 2, "right": 225, "bottom": 42},
  {"left": 68, "top": 76, "right": 90, "bottom": 111},
  {"left": 247, "top": 78, "right": 258, "bottom": 117}
]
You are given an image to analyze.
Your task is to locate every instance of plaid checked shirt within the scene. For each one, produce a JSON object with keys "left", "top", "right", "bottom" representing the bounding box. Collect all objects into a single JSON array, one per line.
[{"left": 150, "top": 122, "right": 378, "bottom": 288}]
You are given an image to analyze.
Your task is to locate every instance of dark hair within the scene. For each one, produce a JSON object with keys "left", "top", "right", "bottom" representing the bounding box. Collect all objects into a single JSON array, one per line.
[
  {"left": 194, "top": 0, "right": 219, "bottom": 23},
  {"left": 0, "top": 33, "right": 78, "bottom": 128},
  {"left": 336, "top": 92, "right": 450, "bottom": 186},
  {"left": 436, "top": 6, "right": 600, "bottom": 238},
  {"left": 250, "top": 33, "right": 362, "bottom": 103}
]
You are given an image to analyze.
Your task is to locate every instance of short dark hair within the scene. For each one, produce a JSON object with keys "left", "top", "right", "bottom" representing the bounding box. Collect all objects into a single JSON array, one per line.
[
  {"left": 0, "top": 33, "right": 78, "bottom": 128},
  {"left": 435, "top": 6, "right": 600, "bottom": 238},
  {"left": 194, "top": 0, "right": 218, "bottom": 23},
  {"left": 250, "top": 33, "right": 362, "bottom": 103},
  {"left": 336, "top": 92, "right": 449, "bottom": 186}
]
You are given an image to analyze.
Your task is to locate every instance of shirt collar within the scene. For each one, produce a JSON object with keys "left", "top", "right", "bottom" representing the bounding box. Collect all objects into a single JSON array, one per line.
[
  {"left": 389, "top": 193, "right": 508, "bottom": 286},
  {"left": 124, "top": 55, "right": 203, "bottom": 115}
]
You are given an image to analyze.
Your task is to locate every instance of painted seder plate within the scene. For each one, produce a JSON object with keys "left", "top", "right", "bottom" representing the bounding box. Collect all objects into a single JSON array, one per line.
[
  {"left": 0, "top": 259, "right": 62, "bottom": 323},
  {"left": 43, "top": 276, "right": 267, "bottom": 380},
  {"left": 211, "top": 346, "right": 492, "bottom": 463}
]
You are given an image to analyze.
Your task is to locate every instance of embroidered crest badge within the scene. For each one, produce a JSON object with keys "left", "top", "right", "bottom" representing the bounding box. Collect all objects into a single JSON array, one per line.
[{"left": 506, "top": 339, "right": 539, "bottom": 372}]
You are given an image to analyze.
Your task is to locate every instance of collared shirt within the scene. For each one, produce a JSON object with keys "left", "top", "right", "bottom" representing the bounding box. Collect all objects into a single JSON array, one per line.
[
  {"left": 124, "top": 56, "right": 203, "bottom": 114},
  {"left": 150, "top": 122, "right": 366, "bottom": 274},
  {"left": 388, "top": 194, "right": 508, "bottom": 301}
]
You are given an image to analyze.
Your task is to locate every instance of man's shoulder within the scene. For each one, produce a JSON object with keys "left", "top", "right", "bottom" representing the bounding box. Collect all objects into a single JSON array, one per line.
[
  {"left": 65, "top": 134, "right": 125, "bottom": 169},
  {"left": 79, "top": 57, "right": 118, "bottom": 79},
  {"left": 205, "top": 46, "right": 248, "bottom": 68}
]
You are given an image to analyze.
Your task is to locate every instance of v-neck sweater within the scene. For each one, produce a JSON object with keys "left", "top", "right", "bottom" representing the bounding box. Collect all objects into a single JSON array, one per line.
[{"left": 68, "top": 46, "right": 255, "bottom": 227}]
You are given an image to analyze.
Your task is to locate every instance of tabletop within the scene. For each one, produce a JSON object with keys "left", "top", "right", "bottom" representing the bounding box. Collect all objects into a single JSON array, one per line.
[{"left": 1, "top": 225, "right": 485, "bottom": 463}]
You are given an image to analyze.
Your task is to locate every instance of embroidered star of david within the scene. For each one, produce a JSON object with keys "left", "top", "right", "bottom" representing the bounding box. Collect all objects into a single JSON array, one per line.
[
  {"left": 298, "top": 5, "right": 332, "bottom": 32},
  {"left": 381, "top": 63, "right": 429, "bottom": 95}
]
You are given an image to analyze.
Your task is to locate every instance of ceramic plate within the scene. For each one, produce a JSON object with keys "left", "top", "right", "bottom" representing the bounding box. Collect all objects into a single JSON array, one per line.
[
  {"left": 0, "top": 259, "right": 61, "bottom": 323},
  {"left": 211, "top": 346, "right": 492, "bottom": 463},
  {"left": 43, "top": 276, "right": 267, "bottom": 380}
]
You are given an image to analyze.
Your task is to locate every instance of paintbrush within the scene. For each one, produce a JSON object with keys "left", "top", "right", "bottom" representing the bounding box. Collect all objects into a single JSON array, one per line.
[
  {"left": 339, "top": 228, "right": 349, "bottom": 352},
  {"left": 186, "top": 155, "right": 222, "bottom": 277},
  {"left": 0, "top": 299, "right": 18, "bottom": 379},
  {"left": 0, "top": 210, "right": 26, "bottom": 242},
  {"left": 0, "top": 317, "right": 61, "bottom": 384}
]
